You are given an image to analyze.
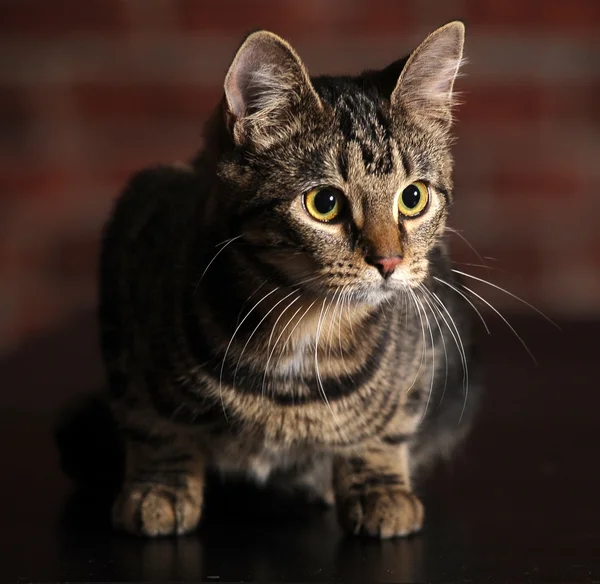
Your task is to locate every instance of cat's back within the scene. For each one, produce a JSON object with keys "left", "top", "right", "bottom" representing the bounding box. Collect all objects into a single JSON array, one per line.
[
  {"left": 98, "top": 163, "right": 206, "bottom": 344},
  {"left": 101, "top": 163, "right": 202, "bottom": 264}
]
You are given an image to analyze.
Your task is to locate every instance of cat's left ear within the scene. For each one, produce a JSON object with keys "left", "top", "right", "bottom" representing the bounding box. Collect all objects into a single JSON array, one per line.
[
  {"left": 223, "top": 30, "right": 322, "bottom": 147},
  {"left": 391, "top": 21, "right": 465, "bottom": 125}
]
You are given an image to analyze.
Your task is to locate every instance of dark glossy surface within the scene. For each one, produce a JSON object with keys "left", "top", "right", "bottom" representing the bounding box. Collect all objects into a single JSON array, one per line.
[{"left": 2, "top": 313, "right": 600, "bottom": 583}]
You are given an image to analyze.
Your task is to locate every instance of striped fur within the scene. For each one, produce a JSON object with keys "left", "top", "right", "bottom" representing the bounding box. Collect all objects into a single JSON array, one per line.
[{"left": 94, "top": 22, "right": 480, "bottom": 538}]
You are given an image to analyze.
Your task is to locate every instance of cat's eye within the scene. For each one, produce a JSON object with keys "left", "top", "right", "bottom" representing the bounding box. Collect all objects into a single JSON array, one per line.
[
  {"left": 398, "top": 181, "right": 429, "bottom": 217},
  {"left": 304, "top": 187, "right": 345, "bottom": 222}
]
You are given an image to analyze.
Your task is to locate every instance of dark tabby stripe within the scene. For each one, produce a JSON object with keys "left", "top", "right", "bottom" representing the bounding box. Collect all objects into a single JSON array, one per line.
[{"left": 381, "top": 433, "right": 410, "bottom": 445}]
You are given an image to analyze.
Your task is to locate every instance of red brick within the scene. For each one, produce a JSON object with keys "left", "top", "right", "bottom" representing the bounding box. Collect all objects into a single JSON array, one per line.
[
  {"left": 0, "top": 86, "right": 30, "bottom": 141},
  {"left": 0, "top": 165, "right": 75, "bottom": 201},
  {"left": 50, "top": 235, "right": 100, "bottom": 282},
  {"left": 459, "top": 85, "right": 542, "bottom": 127},
  {"left": 465, "top": 0, "right": 600, "bottom": 32},
  {"left": 349, "top": 0, "right": 415, "bottom": 34},
  {"left": 459, "top": 83, "right": 600, "bottom": 126},
  {"left": 0, "top": 0, "right": 129, "bottom": 36},
  {"left": 176, "top": 0, "right": 413, "bottom": 37},
  {"left": 490, "top": 168, "right": 584, "bottom": 201},
  {"left": 72, "top": 84, "right": 220, "bottom": 121},
  {"left": 71, "top": 119, "right": 203, "bottom": 172}
]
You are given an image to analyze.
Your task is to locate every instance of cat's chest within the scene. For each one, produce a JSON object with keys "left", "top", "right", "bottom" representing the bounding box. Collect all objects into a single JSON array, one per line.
[
  {"left": 207, "top": 436, "right": 318, "bottom": 483},
  {"left": 221, "top": 369, "right": 407, "bottom": 449}
]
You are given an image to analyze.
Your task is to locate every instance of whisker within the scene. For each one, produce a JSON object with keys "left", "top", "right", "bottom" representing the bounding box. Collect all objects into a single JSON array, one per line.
[
  {"left": 273, "top": 299, "right": 318, "bottom": 373},
  {"left": 261, "top": 299, "right": 305, "bottom": 396},
  {"left": 445, "top": 226, "right": 490, "bottom": 271},
  {"left": 414, "top": 288, "right": 436, "bottom": 421},
  {"left": 452, "top": 269, "right": 560, "bottom": 330},
  {"left": 236, "top": 278, "right": 271, "bottom": 327},
  {"left": 215, "top": 235, "right": 242, "bottom": 248},
  {"left": 315, "top": 297, "right": 350, "bottom": 445},
  {"left": 433, "top": 276, "right": 491, "bottom": 334},
  {"left": 265, "top": 294, "right": 302, "bottom": 359},
  {"left": 232, "top": 289, "right": 301, "bottom": 387},
  {"left": 419, "top": 287, "right": 449, "bottom": 407},
  {"left": 193, "top": 234, "right": 243, "bottom": 295},
  {"left": 218, "top": 286, "right": 281, "bottom": 418},
  {"left": 344, "top": 290, "right": 355, "bottom": 339},
  {"left": 453, "top": 261, "right": 505, "bottom": 272},
  {"left": 405, "top": 288, "right": 426, "bottom": 394},
  {"left": 337, "top": 285, "right": 353, "bottom": 382},
  {"left": 325, "top": 288, "right": 342, "bottom": 362},
  {"left": 458, "top": 282, "right": 538, "bottom": 365},
  {"left": 422, "top": 287, "right": 470, "bottom": 423}
]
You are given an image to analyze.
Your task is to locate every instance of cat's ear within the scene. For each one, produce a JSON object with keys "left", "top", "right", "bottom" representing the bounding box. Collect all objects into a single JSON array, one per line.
[
  {"left": 223, "top": 30, "right": 322, "bottom": 147},
  {"left": 391, "top": 21, "right": 465, "bottom": 124}
]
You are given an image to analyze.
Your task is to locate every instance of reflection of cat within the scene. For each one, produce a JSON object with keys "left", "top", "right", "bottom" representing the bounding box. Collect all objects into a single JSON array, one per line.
[{"left": 69, "top": 21, "right": 479, "bottom": 539}]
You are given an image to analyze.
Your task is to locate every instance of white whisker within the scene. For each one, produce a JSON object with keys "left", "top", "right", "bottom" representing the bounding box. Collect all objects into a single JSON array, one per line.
[
  {"left": 453, "top": 261, "right": 505, "bottom": 272},
  {"left": 218, "top": 286, "right": 280, "bottom": 418},
  {"left": 337, "top": 285, "right": 353, "bottom": 382},
  {"left": 434, "top": 276, "right": 491, "bottom": 334},
  {"left": 215, "top": 235, "right": 243, "bottom": 248},
  {"left": 422, "top": 286, "right": 469, "bottom": 423},
  {"left": 405, "top": 288, "right": 426, "bottom": 395},
  {"left": 193, "top": 234, "right": 243, "bottom": 295},
  {"left": 273, "top": 299, "right": 318, "bottom": 373},
  {"left": 445, "top": 226, "right": 493, "bottom": 271},
  {"left": 232, "top": 289, "right": 301, "bottom": 387},
  {"left": 458, "top": 281, "right": 537, "bottom": 365},
  {"left": 315, "top": 297, "right": 349, "bottom": 445},
  {"left": 236, "top": 278, "right": 271, "bottom": 326},
  {"left": 419, "top": 287, "right": 449, "bottom": 406},
  {"left": 452, "top": 269, "right": 560, "bottom": 329},
  {"left": 325, "top": 288, "right": 345, "bottom": 362},
  {"left": 414, "top": 288, "right": 436, "bottom": 421},
  {"left": 261, "top": 299, "right": 305, "bottom": 396}
]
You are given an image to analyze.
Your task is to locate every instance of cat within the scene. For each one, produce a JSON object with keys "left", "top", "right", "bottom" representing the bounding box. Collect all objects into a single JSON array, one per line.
[{"left": 57, "top": 21, "right": 481, "bottom": 539}]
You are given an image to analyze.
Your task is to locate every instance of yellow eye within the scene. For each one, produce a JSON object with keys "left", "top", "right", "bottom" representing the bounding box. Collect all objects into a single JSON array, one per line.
[
  {"left": 304, "top": 187, "right": 345, "bottom": 222},
  {"left": 398, "top": 181, "right": 429, "bottom": 217}
]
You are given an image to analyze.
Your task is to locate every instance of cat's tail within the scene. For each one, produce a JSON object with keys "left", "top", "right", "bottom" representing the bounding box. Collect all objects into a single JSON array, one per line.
[{"left": 54, "top": 393, "right": 124, "bottom": 492}]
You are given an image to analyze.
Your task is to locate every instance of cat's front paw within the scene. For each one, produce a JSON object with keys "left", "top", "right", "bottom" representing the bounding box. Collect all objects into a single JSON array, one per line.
[
  {"left": 337, "top": 489, "right": 424, "bottom": 539},
  {"left": 112, "top": 483, "right": 202, "bottom": 537}
]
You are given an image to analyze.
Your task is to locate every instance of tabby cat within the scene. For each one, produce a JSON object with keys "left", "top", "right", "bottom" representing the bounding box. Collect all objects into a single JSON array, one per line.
[{"left": 63, "top": 21, "right": 481, "bottom": 539}]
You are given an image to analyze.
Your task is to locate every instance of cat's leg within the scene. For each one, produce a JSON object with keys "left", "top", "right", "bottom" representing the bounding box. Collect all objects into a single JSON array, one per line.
[
  {"left": 112, "top": 428, "right": 205, "bottom": 537},
  {"left": 334, "top": 443, "right": 423, "bottom": 539},
  {"left": 268, "top": 452, "right": 335, "bottom": 506}
]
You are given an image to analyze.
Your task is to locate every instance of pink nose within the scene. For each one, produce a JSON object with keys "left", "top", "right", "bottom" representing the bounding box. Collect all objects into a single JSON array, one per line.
[{"left": 365, "top": 255, "right": 403, "bottom": 279}]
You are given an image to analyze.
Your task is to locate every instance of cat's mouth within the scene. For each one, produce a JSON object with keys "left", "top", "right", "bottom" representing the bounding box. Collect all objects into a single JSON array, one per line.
[
  {"left": 326, "top": 279, "right": 403, "bottom": 306},
  {"left": 333, "top": 271, "right": 428, "bottom": 304}
]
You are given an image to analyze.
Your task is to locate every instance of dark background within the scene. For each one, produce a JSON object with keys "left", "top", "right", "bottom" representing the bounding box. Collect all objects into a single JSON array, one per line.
[{"left": 1, "top": 2, "right": 599, "bottom": 583}]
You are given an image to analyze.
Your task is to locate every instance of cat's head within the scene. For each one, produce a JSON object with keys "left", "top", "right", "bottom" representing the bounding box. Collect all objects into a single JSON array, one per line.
[{"left": 214, "top": 22, "right": 465, "bottom": 305}]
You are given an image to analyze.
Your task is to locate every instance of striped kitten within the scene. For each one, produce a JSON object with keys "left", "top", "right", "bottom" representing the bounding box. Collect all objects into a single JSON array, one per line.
[{"left": 85, "top": 21, "right": 480, "bottom": 539}]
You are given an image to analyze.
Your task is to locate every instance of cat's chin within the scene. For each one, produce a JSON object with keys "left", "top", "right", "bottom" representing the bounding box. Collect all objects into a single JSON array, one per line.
[{"left": 341, "top": 281, "right": 415, "bottom": 307}]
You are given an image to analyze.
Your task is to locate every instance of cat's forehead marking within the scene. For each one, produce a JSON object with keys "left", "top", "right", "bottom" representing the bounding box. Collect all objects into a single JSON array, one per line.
[{"left": 335, "top": 93, "right": 394, "bottom": 177}]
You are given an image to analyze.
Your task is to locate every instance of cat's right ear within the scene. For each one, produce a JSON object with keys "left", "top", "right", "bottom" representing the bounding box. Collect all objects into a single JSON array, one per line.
[
  {"left": 390, "top": 21, "right": 465, "bottom": 125},
  {"left": 223, "top": 31, "right": 322, "bottom": 147}
]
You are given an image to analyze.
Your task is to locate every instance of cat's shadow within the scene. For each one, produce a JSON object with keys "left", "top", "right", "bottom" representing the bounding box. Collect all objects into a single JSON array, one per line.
[
  {"left": 59, "top": 475, "right": 430, "bottom": 581},
  {"left": 60, "top": 472, "right": 331, "bottom": 533}
]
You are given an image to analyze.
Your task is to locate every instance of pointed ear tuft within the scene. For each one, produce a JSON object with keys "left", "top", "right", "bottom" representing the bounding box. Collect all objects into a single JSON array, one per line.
[
  {"left": 391, "top": 21, "right": 466, "bottom": 124},
  {"left": 223, "top": 31, "right": 321, "bottom": 146}
]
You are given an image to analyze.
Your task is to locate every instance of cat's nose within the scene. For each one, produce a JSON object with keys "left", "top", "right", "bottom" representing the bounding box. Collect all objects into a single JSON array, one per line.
[{"left": 365, "top": 255, "right": 403, "bottom": 279}]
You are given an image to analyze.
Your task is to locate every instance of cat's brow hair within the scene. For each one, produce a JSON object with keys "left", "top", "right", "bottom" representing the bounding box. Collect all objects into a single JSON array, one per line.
[{"left": 315, "top": 79, "right": 397, "bottom": 178}]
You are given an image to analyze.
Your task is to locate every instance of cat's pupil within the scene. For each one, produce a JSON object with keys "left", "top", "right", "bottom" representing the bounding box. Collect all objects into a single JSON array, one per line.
[
  {"left": 402, "top": 185, "right": 421, "bottom": 209},
  {"left": 314, "top": 189, "right": 337, "bottom": 214}
]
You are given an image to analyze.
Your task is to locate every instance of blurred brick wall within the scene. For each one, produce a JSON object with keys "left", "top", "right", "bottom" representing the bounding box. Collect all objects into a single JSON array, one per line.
[{"left": 1, "top": 0, "right": 599, "bottom": 353}]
